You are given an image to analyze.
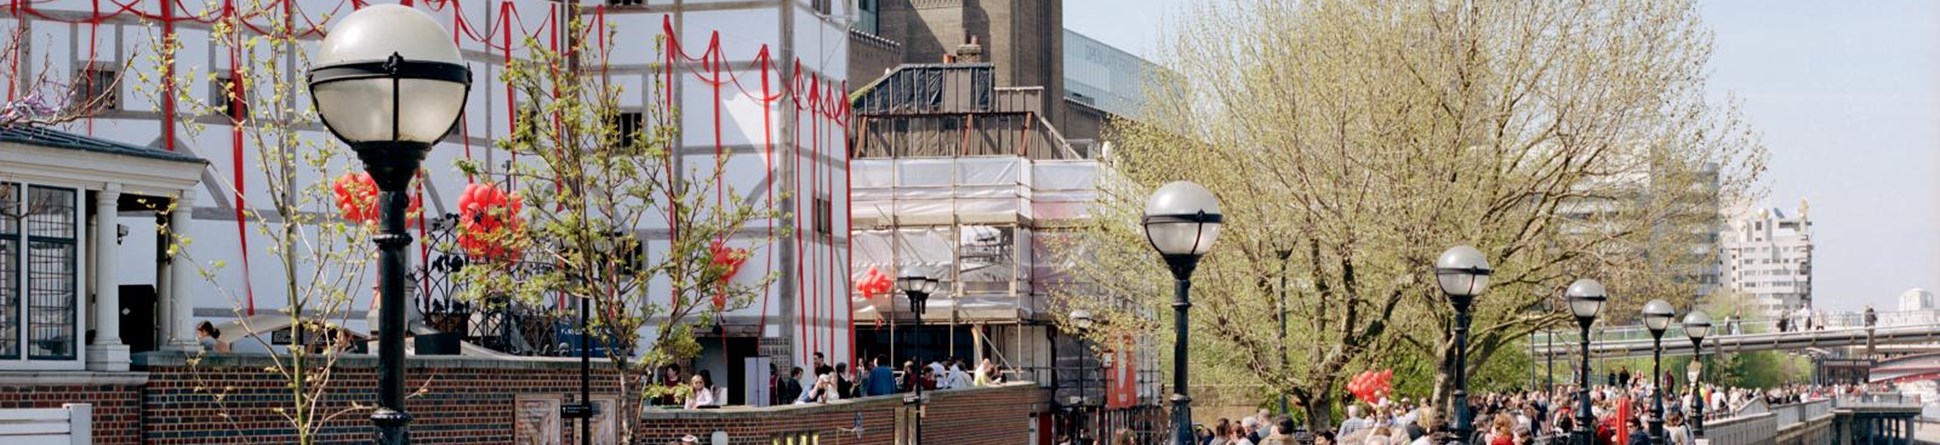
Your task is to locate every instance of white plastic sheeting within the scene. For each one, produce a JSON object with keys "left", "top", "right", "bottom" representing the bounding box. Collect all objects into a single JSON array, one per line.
[
  {"left": 850, "top": 157, "right": 1100, "bottom": 323},
  {"left": 851, "top": 157, "right": 1098, "bottom": 223}
]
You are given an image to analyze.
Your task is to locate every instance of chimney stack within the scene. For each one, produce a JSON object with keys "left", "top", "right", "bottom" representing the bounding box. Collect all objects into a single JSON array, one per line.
[{"left": 955, "top": 35, "right": 984, "bottom": 63}]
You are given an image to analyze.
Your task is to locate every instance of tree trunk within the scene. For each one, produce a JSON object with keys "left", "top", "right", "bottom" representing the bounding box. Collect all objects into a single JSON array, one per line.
[
  {"left": 1301, "top": 389, "right": 1338, "bottom": 433},
  {"left": 1431, "top": 338, "right": 1457, "bottom": 415}
]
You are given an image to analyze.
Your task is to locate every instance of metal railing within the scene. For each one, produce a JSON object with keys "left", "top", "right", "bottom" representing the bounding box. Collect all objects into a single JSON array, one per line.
[
  {"left": 1537, "top": 308, "right": 1940, "bottom": 347},
  {"left": 1773, "top": 399, "right": 1835, "bottom": 428}
]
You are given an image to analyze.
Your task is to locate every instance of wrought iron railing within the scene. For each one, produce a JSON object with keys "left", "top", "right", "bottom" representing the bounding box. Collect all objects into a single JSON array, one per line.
[{"left": 410, "top": 213, "right": 583, "bottom": 357}]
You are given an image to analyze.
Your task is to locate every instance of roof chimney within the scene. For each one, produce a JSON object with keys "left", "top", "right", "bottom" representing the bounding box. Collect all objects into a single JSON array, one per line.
[{"left": 955, "top": 35, "right": 984, "bottom": 63}]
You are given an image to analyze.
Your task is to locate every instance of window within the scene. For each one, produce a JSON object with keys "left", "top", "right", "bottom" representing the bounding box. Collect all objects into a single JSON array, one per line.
[
  {"left": 605, "top": 0, "right": 643, "bottom": 6},
  {"left": 73, "top": 63, "right": 119, "bottom": 112},
  {"left": 0, "top": 184, "right": 16, "bottom": 360},
  {"left": 813, "top": 0, "right": 832, "bottom": 16},
  {"left": 612, "top": 111, "right": 645, "bottom": 146},
  {"left": 856, "top": 0, "right": 880, "bottom": 34},
  {"left": 213, "top": 73, "right": 247, "bottom": 120},
  {"left": 0, "top": 183, "right": 80, "bottom": 363},
  {"left": 812, "top": 196, "right": 832, "bottom": 236}
]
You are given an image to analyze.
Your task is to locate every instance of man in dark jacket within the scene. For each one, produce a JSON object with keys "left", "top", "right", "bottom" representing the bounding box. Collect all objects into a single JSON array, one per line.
[{"left": 776, "top": 367, "right": 805, "bottom": 405}]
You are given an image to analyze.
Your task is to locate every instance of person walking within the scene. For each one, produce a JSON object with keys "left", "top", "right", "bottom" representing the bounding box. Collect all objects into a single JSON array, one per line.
[
  {"left": 1259, "top": 418, "right": 1296, "bottom": 445},
  {"left": 1339, "top": 405, "right": 1369, "bottom": 440},
  {"left": 1662, "top": 412, "right": 1693, "bottom": 445},
  {"left": 866, "top": 355, "right": 898, "bottom": 396}
]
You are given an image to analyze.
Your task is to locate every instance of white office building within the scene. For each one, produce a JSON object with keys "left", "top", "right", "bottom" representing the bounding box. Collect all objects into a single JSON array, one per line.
[{"left": 1721, "top": 201, "right": 1814, "bottom": 317}]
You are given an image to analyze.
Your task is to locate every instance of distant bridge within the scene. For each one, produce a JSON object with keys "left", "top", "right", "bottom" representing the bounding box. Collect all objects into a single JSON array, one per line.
[{"left": 1532, "top": 308, "right": 1940, "bottom": 360}]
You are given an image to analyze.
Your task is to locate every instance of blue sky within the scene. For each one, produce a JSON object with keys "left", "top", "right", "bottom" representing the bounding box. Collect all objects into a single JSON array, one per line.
[{"left": 1065, "top": 0, "right": 1940, "bottom": 312}]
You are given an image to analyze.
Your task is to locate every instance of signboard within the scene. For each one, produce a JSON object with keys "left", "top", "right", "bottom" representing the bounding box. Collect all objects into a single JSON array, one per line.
[
  {"left": 514, "top": 395, "right": 562, "bottom": 445},
  {"left": 1106, "top": 335, "right": 1138, "bottom": 409}
]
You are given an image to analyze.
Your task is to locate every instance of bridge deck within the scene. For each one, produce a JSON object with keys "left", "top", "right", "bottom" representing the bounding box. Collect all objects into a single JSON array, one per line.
[{"left": 1535, "top": 324, "right": 1940, "bottom": 359}]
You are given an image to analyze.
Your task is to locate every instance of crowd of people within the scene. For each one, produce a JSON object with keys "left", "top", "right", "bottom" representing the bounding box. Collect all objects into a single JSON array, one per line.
[
  {"left": 1185, "top": 376, "right": 1885, "bottom": 445},
  {"left": 651, "top": 352, "right": 1015, "bottom": 409}
]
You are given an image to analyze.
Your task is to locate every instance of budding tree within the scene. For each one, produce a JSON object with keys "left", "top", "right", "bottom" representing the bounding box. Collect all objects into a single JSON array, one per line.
[
  {"left": 452, "top": 11, "right": 784, "bottom": 442},
  {"left": 1056, "top": 0, "right": 1764, "bottom": 430}
]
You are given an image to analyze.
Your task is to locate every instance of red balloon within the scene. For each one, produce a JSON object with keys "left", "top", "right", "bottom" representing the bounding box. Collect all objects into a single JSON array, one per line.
[{"left": 458, "top": 183, "right": 523, "bottom": 261}]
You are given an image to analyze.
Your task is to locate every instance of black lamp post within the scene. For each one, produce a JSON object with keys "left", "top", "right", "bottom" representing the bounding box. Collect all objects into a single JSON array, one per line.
[
  {"left": 1683, "top": 310, "right": 1712, "bottom": 439},
  {"left": 1140, "top": 181, "right": 1222, "bottom": 445},
  {"left": 1564, "top": 279, "right": 1607, "bottom": 445},
  {"left": 1071, "top": 309, "right": 1096, "bottom": 444},
  {"left": 1435, "top": 246, "right": 1492, "bottom": 445},
  {"left": 1641, "top": 299, "right": 1676, "bottom": 445},
  {"left": 896, "top": 274, "right": 940, "bottom": 444},
  {"left": 309, "top": 6, "right": 472, "bottom": 445}
]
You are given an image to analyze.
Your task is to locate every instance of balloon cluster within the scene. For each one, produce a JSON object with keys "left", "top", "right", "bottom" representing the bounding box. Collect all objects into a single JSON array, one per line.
[
  {"left": 1347, "top": 369, "right": 1394, "bottom": 404},
  {"left": 456, "top": 183, "right": 523, "bottom": 261},
  {"left": 708, "top": 239, "right": 750, "bottom": 282},
  {"left": 330, "top": 172, "right": 420, "bottom": 226},
  {"left": 854, "top": 267, "right": 893, "bottom": 297}
]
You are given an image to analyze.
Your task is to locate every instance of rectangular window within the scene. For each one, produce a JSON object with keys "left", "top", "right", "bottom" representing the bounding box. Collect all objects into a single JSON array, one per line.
[
  {"left": 857, "top": 0, "right": 881, "bottom": 34},
  {"left": 213, "top": 73, "right": 247, "bottom": 120},
  {"left": 73, "top": 63, "right": 119, "bottom": 112},
  {"left": 0, "top": 183, "right": 18, "bottom": 360},
  {"left": 612, "top": 111, "right": 645, "bottom": 146},
  {"left": 22, "top": 186, "right": 77, "bottom": 361},
  {"left": 812, "top": 196, "right": 832, "bottom": 236},
  {"left": 813, "top": 0, "right": 832, "bottom": 15}
]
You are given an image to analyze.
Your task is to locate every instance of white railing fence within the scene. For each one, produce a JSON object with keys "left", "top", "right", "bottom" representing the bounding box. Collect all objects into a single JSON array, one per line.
[{"left": 0, "top": 403, "right": 92, "bottom": 445}]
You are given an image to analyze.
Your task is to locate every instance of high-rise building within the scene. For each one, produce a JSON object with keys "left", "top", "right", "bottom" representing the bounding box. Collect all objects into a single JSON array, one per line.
[{"left": 1721, "top": 201, "right": 1815, "bottom": 317}]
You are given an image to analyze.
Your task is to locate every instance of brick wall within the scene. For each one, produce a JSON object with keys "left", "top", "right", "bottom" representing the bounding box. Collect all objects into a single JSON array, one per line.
[
  {"left": 134, "top": 352, "right": 623, "bottom": 445},
  {"left": 637, "top": 382, "right": 1052, "bottom": 445},
  {"left": 0, "top": 372, "right": 145, "bottom": 445},
  {"left": 8, "top": 355, "right": 1052, "bottom": 445}
]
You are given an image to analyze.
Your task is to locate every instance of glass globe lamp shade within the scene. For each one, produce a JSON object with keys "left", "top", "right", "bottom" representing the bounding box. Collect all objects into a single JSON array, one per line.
[
  {"left": 1564, "top": 279, "right": 1607, "bottom": 321},
  {"left": 1142, "top": 181, "right": 1223, "bottom": 257},
  {"left": 1683, "top": 310, "right": 1713, "bottom": 342},
  {"left": 310, "top": 4, "right": 471, "bottom": 146},
  {"left": 1434, "top": 245, "right": 1492, "bottom": 299},
  {"left": 1642, "top": 299, "right": 1676, "bottom": 333}
]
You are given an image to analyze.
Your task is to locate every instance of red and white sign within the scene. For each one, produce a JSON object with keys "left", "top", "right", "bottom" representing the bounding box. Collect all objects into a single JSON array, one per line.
[{"left": 1106, "top": 336, "right": 1138, "bottom": 409}]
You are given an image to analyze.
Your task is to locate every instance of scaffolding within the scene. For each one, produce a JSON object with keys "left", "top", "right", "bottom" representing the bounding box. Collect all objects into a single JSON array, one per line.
[{"left": 844, "top": 63, "right": 1175, "bottom": 425}]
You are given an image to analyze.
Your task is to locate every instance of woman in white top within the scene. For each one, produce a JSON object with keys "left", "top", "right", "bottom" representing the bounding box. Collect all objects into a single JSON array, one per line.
[
  {"left": 796, "top": 373, "right": 842, "bottom": 404},
  {"left": 683, "top": 374, "right": 716, "bottom": 409}
]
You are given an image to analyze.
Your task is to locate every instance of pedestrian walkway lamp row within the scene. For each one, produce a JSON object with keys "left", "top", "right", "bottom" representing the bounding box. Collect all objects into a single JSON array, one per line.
[
  {"left": 1435, "top": 246, "right": 1492, "bottom": 445},
  {"left": 1566, "top": 279, "right": 1607, "bottom": 445},
  {"left": 1684, "top": 310, "right": 1713, "bottom": 439},
  {"left": 309, "top": 5, "right": 473, "bottom": 445},
  {"left": 1070, "top": 309, "right": 1096, "bottom": 445},
  {"left": 1140, "top": 181, "right": 1222, "bottom": 445},
  {"left": 897, "top": 274, "right": 941, "bottom": 444},
  {"left": 1641, "top": 299, "right": 1676, "bottom": 445}
]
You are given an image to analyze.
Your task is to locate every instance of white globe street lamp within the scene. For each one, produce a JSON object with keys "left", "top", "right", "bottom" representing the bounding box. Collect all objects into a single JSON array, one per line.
[
  {"left": 1684, "top": 309, "right": 1714, "bottom": 438},
  {"left": 1140, "top": 181, "right": 1221, "bottom": 445},
  {"left": 1435, "top": 245, "right": 1492, "bottom": 444},
  {"left": 308, "top": 6, "right": 471, "bottom": 445},
  {"left": 1565, "top": 278, "right": 1607, "bottom": 445},
  {"left": 1642, "top": 299, "right": 1677, "bottom": 444}
]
